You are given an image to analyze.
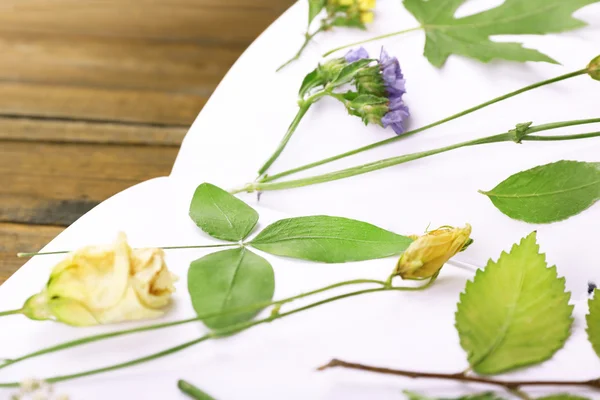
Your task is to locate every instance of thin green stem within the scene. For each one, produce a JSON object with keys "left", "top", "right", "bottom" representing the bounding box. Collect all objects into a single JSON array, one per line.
[
  {"left": 0, "top": 281, "right": 434, "bottom": 387},
  {"left": 0, "top": 309, "right": 22, "bottom": 317},
  {"left": 245, "top": 134, "right": 510, "bottom": 192},
  {"left": 261, "top": 69, "right": 588, "bottom": 183},
  {"left": 177, "top": 380, "right": 216, "bottom": 400},
  {"left": 277, "top": 27, "right": 324, "bottom": 72},
  {"left": 323, "top": 26, "right": 423, "bottom": 57},
  {"left": 242, "top": 118, "right": 600, "bottom": 193},
  {"left": 256, "top": 91, "right": 326, "bottom": 177},
  {"left": 0, "top": 278, "right": 386, "bottom": 371},
  {"left": 17, "top": 243, "right": 238, "bottom": 258}
]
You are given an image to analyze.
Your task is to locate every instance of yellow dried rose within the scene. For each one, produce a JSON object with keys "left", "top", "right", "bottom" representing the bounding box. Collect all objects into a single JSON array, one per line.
[
  {"left": 22, "top": 233, "right": 177, "bottom": 327},
  {"left": 394, "top": 224, "right": 472, "bottom": 280}
]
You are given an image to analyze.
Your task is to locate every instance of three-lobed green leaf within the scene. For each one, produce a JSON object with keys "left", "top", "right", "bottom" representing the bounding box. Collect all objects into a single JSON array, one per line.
[
  {"left": 250, "top": 215, "right": 412, "bottom": 263},
  {"left": 189, "top": 183, "right": 259, "bottom": 241},
  {"left": 586, "top": 289, "right": 600, "bottom": 359},
  {"left": 480, "top": 161, "right": 600, "bottom": 224},
  {"left": 188, "top": 247, "right": 275, "bottom": 329},
  {"left": 403, "top": 0, "right": 600, "bottom": 67},
  {"left": 455, "top": 232, "right": 573, "bottom": 375}
]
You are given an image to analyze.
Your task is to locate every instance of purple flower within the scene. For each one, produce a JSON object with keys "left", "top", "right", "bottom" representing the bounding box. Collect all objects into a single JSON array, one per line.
[
  {"left": 379, "top": 48, "right": 409, "bottom": 134},
  {"left": 345, "top": 47, "right": 369, "bottom": 63}
]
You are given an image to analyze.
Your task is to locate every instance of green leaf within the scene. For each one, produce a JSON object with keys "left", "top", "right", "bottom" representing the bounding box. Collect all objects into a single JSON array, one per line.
[
  {"left": 189, "top": 183, "right": 259, "bottom": 241},
  {"left": 404, "top": 392, "right": 506, "bottom": 400},
  {"left": 188, "top": 248, "right": 275, "bottom": 329},
  {"left": 586, "top": 289, "right": 600, "bottom": 359},
  {"left": 480, "top": 161, "right": 600, "bottom": 224},
  {"left": 299, "top": 68, "right": 324, "bottom": 98},
  {"left": 403, "top": 0, "right": 599, "bottom": 67},
  {"left": 455, "top": 232, "right": 573, "bottom": 375},
  {"left": 308, "top": 0, "right": 326, "bottom": 26},
  {"left": 537, "top": 396, "right": 591, "bottom": 400},
  {"left": 332, "top": 59, "right": 373, "bottom": 86},
  {"left": 330, "top": 16, "right": 367, "bottom": 29},
  {"left": 250, "top": 216, "right": 413, "bottom": 263}
]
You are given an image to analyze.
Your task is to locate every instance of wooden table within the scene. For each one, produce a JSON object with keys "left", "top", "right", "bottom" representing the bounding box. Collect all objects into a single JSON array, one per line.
[{"left": 0, "top": 0, "right": 294, "bottom": 283}]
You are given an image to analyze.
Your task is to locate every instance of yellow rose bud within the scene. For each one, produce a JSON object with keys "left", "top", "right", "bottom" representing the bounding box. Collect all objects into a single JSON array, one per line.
[
  {"left": 394, "top": 224, "right": 472, "bottom": 280},
  {"left": 22, "top": 233, "right": 177, "bottom": 327},
  {"left": 588, "top": 55, "right": 600, "bottom": 81}
]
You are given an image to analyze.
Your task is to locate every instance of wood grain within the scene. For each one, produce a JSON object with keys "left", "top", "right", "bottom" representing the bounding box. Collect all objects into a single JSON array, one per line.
[
  {"left": 0, "top": 223, "right": 64, "bottom": 283},
  {"left": 0, "top": 82, "right": 205, "bottom": 125},
  {"left": 0, "top": 117, "right": 187, "bottom": 146},
  {"left": 0, "top": 141, "right": 179, "bottom": 226}
]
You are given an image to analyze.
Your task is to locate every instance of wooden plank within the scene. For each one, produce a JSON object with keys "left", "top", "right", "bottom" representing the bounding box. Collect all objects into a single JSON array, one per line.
[
  {"left": 0, "top": 222, "right": 64, "bottom": 284},
  {"left": 0, "top": 141, "right": 179, "bottom": 226},
  {"left": 0, "top": 33, "right": 241, "bottom": 92},
  {"left": 0, "top": 117, "right": 187, "bottom": 146},
  {"left": 0, "top": 1, "right": 292, "bottom": 43},
  {"left": 0, "top": 81, "right": 205, "bottom": 125}
]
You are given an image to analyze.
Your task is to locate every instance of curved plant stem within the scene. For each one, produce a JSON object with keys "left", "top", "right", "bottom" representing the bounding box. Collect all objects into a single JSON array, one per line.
[
  {"left": 17, "top": 243, "right": 238, "bottom": 258},
  {"left": 278, "top": 27, "right": 324, "bottom": 72},
  {"left": 0, "top": 281, "right": 435, "bottom": 387},
  {"left": 318, "top": 359, "right": 600, "bottom": 390},
  {"left": 257, "top": 90, "right": 328, "bottom": 177},
  {"left": 323, "top": 26, "right": 423, "bottom": 57},
  {"left": 235, "top": 119, "right": 600, "bottom": 193},
  {"left": 0, "top": 309, "right": 22, "bottom": 317},
  {"left": 260, "top": 69, "right": 588, "bottom": 183},
  {"left": 0, "top": 279, "right": 386, "bottom": 371}
]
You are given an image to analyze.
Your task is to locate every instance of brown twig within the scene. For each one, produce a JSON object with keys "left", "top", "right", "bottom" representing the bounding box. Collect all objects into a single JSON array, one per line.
[{"left": 317, "top": 359, "right": 600, "bottom": 391}]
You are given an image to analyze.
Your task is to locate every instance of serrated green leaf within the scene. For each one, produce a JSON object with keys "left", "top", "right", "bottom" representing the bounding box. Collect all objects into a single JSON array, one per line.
[
  {"left": 537, "top": 395, "right": 591, "bottom": 400},
  {"left": 403, "top": 0, "right": 599, "bottom": 67},
  {"left": 188, "top": 248, "right": 274, "bottom": 329},
  {"left": 250, "top": 216, "right": 412, "bottom": 263},
  {"left": 586, "top": 289, "right": 600, "bottom": 359},
  {"left": 455, "top": 232, "right": 573, "bottom": 375},
  {"left": 480, "top": 161, "right": 600, "bottom": 224},
  {"left": 308, "top": 0, "right": 326, "bottom": 26},
  {"left": 404, "top": 392, "right": 506, "bottom": 400},
  {"left": 189, "top": 183, "right": 259, "bottom": 241}
]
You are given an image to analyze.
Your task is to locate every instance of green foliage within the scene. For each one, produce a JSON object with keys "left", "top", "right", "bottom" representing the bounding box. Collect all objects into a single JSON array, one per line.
[
  {"left": 586, "top": 289, "right": 600, "bottom": 359},
  {"left": 299, "top": 69, "right": 324, "bottom": 98},
  {"left": 178, "top": 380, "right": 217, "bottom": 400},
  {"left": 455, "top": 232, "right": 573, "bottom": 375},
  {"left": 480, "top": 161, "right": 600, "bottom": 224},
  {"left": 188, "top": 248, "right": 275, "bottom": 329},
  {"left": 250, "top": 215, "right": 412, "bottom": 262},
  {"left": 332, "top": 59, "right": 374, "bottom": 86},
  {"left": 403, "top": 0, "right": 600, "bottom": 67},
  {"left": 189, "top": 183, "right": 259, "bottom": 241},
  {"left": 308, "top": 0, "right": 326, "bottom": 25},
  {"left": 537, "top": 395, "right": 591, "bottom": 400}
]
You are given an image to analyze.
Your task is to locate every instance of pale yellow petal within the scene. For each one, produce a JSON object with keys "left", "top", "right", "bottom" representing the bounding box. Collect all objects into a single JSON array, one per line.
[
  {"left": 360, "top": 11, "right": 374, "bottom": 24},
  {"left": 95, "top": 287, "right": 164, "bottom": 324},
  {"left": 22, "top": 292, "right": 53, "bottom": 321},
  {"left": 48, "top": 297, "right": 98, "bottom": 326},
  {"left": 131, "top": 248, "right": 177, "bottom": 309}
]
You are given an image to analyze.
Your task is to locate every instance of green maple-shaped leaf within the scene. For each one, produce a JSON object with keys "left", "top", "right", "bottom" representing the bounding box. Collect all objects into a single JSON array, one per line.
[
  {"left": 586, "top": 289, "right": 600, "bottom": 359},
  {"left": 403, "top": 0, "right": 600, "bottom": 67},
  {"left": 455, "top": 232, "right": 573, "bottom": 375}
]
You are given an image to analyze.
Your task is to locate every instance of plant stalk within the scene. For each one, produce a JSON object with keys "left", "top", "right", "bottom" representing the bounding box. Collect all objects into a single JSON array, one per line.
[
  {"left": 237, "top": 119, "right": 600, "bottom": 193},
  {"left": 0, "top": 309, "right": 22, "bottom": 317},
  {"left": 17, "top": 243, "right": 239, "bottom": 258},
  {"left": 277, "top": 27, "right": 324, "bottom": 72},
  {"left": 323, "top": 26, "right": 423, "bottom": 57},
  {"left": 260, "top": 69, "right": 588, "bottom": 183},
  {"left": 0, "top": 279, "right": 387, "bottom": 371},
  {"left": 178, "top": 380, "right": 216, "bottom": 399},
  {"left": 257, "top": 91, "right": 327, "bottom": 176},
  {"left": 0, "top": 281, "right": 435, "bottom": 387},
  {"left": 318, "top": 358, "right": 600, "bottom": 390}
]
